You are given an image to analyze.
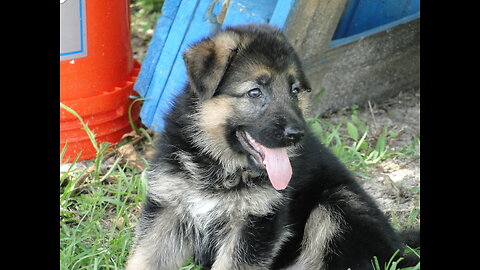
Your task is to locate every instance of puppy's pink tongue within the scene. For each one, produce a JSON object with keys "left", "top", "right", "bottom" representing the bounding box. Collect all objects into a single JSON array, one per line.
[{"left": 262, "top": 146, "right": 292, "bottom": 190}]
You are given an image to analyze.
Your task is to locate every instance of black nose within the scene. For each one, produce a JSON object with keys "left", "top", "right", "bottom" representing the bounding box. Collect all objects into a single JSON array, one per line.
[{"left": 284, "top": 126, "right": 304, "bottom": 143}]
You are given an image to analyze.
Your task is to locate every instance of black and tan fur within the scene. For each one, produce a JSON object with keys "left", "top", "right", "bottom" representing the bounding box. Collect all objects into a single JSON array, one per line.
[{"left": 126, "top": 24, "right": 419, "bottom": 270}]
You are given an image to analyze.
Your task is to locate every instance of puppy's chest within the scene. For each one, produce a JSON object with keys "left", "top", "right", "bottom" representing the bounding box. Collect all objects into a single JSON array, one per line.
[
  {"left": 185, "top": 187, "right": 284, "bottom": 226},
  {"left": 184, "top": 188, "right": 287, "bottom": 266}
]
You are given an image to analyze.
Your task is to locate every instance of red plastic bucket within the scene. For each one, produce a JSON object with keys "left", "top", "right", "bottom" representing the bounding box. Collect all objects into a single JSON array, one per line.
[{"left": 60, "top": 0, "right": 141, "bottom": 162}]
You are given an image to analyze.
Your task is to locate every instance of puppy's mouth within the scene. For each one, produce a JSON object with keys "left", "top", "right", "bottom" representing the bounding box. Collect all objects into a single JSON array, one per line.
[{"left": 235, "top": 129, "right": 292, "bottom": 190}]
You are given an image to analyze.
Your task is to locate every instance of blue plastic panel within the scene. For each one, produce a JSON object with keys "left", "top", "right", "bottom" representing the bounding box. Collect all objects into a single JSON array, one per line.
[
  {"left": 329, "top": 11, "right": 419, "bottom": 48},
  {"left": 332, "top": 0, "right": 420, "bottom": 40}
]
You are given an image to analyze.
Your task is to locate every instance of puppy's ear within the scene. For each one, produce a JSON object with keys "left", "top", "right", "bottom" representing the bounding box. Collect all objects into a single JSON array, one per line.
[{"left": 183, "top": 32, "right": 240, "bottom": 101}]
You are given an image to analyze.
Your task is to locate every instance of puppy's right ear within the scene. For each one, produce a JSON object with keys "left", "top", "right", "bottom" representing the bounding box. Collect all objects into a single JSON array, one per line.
[{"left": 183, "top": 32, "right": 240, "bottom": 101}]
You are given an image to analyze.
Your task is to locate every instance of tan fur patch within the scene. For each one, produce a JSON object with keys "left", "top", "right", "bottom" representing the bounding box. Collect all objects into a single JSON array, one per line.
[
  {"left": 296, "top": 205, "right": 343, "bottom": 270},
  {"left": 285, "top": 66, "right": 311, "bottom": 117},
  {"left": 248, "top": 65, "right": 272, "bottom": 79},
  {"left": 183, "top": 31, "right": 242, "bottom": 99},
  {"left": 126, "top": 207, "right": 194, "bottom": 270},
  {"left": 297, "top": 91, "right": 311, "bottom": 118},
  {"left": 211, "top": 31, "right": 241, "bottom": 51},
  {"left": 187, "top": 96, "right": 249, "bottom": 173}
]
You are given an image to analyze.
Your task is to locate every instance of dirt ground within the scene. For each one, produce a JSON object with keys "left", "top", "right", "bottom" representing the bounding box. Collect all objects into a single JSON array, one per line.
[{"left": 323, "top": 88, "right": 420, "bottom": 226}]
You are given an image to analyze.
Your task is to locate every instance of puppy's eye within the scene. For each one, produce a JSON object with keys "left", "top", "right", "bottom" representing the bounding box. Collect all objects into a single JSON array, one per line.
[
  {"left": 290, "top": 87, "right": 300, "bottom": 96},
  {"left": 247, "top": 88, "right": 263, "bottom": 98}
]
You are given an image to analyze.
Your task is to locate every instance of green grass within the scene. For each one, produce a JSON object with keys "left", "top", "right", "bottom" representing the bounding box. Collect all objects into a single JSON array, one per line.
[
  {"left": 369, "top": 248, "right": 420, "bottom": 270},
  {"left": 307, "top": 105, "right": 419, "bottom": 178},
  {"left": 60, "top": 160, "right": 147, "bottom": 269},
  {"left": 60, "top": 102, "right": 149, "bottom": 269}
]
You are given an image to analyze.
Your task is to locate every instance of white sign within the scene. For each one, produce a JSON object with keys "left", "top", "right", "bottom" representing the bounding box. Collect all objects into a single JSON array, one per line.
[{"left": 60, "top": 0, "right": 87, "bottom": 61}]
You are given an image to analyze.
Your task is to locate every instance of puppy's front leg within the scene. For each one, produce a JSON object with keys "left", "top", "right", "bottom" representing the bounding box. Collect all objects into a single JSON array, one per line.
[
  {"left": 212, "top": 215, "right": 287, "bottom": 270},
  {"left": 126, "top": 205, "right": 193, "bottom": 270},
  {"left": 211, "top": 221, "right": 258, "bottom": 270}
]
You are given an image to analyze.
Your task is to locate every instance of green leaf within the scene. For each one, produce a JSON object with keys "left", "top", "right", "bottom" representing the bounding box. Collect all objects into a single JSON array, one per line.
[
  {"left": 408, "top": 207, "right": 420, "bottom": 227},
  {"left": 354, "top": 130, "right": 369, "bottom": 151},
  {"left": 375, "top": 126, "right": 388, "bottom": 153},
  {"left": 371, "top": 256, "right": 381, "bottom": 270},
  {"left": 405, "top": 245, "right": 420, "bottom": 258},
  {"left": 347, "top": 122, "right": 359, "bottom": 141},
  {"left": 385, "top": 249, "right": 401, "bottom": 269},
  {"left": 351, "top": 114, "right": 360, "bottom": 125},
  {"left": 128, "top": 97, "right": 148, "bottom": 135},
  {"left": 60, "top": 102, "right": 99, "bottom": 152}
]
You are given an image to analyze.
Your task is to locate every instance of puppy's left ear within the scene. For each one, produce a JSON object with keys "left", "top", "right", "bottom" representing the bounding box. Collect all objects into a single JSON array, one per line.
[{"left": 183, "top": 31, "right": 240, "bottom": 101}]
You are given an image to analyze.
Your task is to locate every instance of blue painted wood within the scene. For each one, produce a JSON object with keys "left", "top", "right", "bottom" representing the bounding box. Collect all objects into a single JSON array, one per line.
[
  {"left": 221, "top": 0, "right": 277, "bottom": 27},
  {"left": 139, "top": 0, "right": 200, "bottom": 127},
  {"left": 134, "top": 0, "right": 182, "bottom": 97},
  {"left": 205, "top": 0, "right": 226, "bottom": 33},
  {"left": 150, "top": 0, "right": 218, "bottom": 131},
  {"left": 269, "top": 0, "right": 296, "bottom": 29}
]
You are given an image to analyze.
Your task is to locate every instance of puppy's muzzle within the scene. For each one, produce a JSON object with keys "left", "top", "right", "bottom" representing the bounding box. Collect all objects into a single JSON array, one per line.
[{"left": 284, "top": 126, "right": 304, "bottom": 144}]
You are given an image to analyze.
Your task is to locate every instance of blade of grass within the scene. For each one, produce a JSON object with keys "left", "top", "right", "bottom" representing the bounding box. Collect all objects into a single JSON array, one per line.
[
  {"left": 347, "top": 122, "right": 359, "bottom": 141},
  {"left": 60, "top": 141, "right": 68, "bottom": 163},
  {"left": 405, "top": 245, "right": 420, "bottom": 258},
  {"left": 385, "top": 249, "right": 400, "bottom": 269},
  {"left": 60, "top": 102, "right": 99, "bottom": 152},
  {"left": 128, "top": 97, "right": 147, "bottom": 135},
  {"left": 375, "top": 125, "right": 388, "bottom": 154},
  {"left": 371, "top": 256, "right": 381, "bottom": 270},
  {"left": 354, "top": 130, "right": 369, "bottom": 152},
  {"left": 98, "top": 156, "right": 123, "bottom": 182}
]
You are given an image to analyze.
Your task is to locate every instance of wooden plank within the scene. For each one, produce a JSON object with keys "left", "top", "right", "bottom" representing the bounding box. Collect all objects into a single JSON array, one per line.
[
  {"left": 140, "top": 0, "right": 200, "bottom": 127},
  {"left": 134, "top": 0, "right": 182, "bottom": 96},
  {"left": 284, "top": 0, "right": 348, "bottom": 62},
  {"left": 150, "top": 0, "right": 218, "bottom": 131},
  {"left": 304, "top": 18, "right": 420, "bottom": 117},
  {"left": 269, "top": 0, "right": 296, "bottom": 29},
  {"left": 221, "top": 0, "right": 277, "bottom": 27}
]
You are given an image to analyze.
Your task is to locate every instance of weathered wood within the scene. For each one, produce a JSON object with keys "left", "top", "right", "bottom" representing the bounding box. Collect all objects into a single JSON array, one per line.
[
  {"left": 285, "top": 0, "right": 348, "bottom": 61},
  {"left": 303, "top": 17, "right": 420, "bottom": 117}
]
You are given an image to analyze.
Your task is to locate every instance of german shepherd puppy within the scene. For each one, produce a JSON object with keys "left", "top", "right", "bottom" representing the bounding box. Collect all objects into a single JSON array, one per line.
[{"left": 126, "top": 24, "right": 419, "bottom": 270}]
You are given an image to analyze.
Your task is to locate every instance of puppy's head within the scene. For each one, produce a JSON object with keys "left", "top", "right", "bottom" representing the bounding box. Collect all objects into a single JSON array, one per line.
[{"left": 184, "top": 24, "right": 312, "bottom": 189}]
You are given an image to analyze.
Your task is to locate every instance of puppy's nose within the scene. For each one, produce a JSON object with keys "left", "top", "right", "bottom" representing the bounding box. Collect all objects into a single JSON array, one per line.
[{"left": 284, "top": 126, "right": 304, "bottom": 143}]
